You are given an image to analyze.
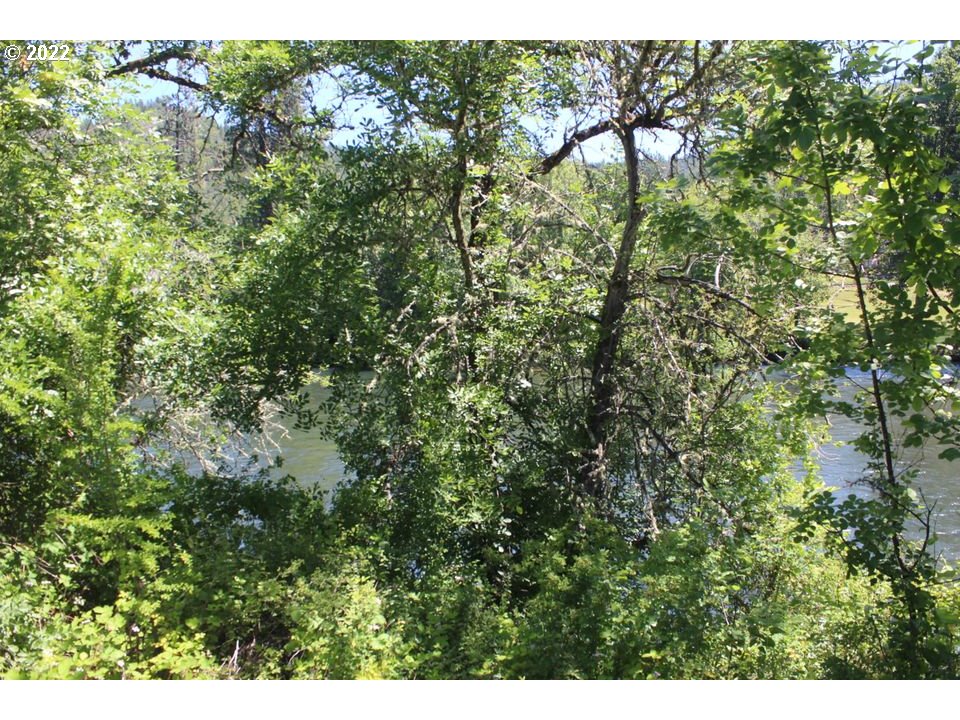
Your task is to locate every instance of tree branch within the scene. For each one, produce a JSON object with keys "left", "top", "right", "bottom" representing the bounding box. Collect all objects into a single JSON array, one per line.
[
  {"left": 138, "top": 66, "right": 207, "bottom": 93},
  {"left": 529, "top": 119, "right": 615, "bottom": 177},
  {"left": 106, "top": 45, "right": 198, "bottom": 78}
]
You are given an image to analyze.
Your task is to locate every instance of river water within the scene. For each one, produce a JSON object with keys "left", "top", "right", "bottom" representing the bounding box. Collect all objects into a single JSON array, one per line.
[
  {"left": 269, "top": 370, "right": 960, "bottom": 560},
  {"left": 787, "top": 367, "right": 960, "bottom": 562}
]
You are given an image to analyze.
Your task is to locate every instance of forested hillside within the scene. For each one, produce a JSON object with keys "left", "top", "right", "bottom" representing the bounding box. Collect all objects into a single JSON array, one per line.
[{"left": 3, "top": 40, "right": 960, "bottom": 678}]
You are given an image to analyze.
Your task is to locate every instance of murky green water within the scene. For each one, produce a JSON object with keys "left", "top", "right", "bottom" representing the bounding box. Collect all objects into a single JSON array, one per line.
[
  {"left": 268, "top": 381, "right": 346, "bottom": 494},
  {"left": 272, "top": 370, "right": 960, "bottom": 559}
]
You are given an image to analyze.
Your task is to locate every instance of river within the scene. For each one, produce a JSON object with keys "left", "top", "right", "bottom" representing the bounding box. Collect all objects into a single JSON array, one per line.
[
  {"left": 789, "top": 367, "right": 960, "bottom": 562},
  {"left": 268, "top": 370, "right": 960, "bottom": 560}
]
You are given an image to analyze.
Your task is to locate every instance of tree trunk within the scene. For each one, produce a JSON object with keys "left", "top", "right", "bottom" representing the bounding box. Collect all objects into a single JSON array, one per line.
[{"left": 580, "top": 125, "right": 645, "bottom": 502}]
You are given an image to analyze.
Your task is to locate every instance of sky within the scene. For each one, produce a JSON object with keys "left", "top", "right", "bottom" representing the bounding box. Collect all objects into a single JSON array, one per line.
[
  {"left": 118, "top": 40, "right": 941, "bottom": 168},
  {"left": 119, "top": 44, "right": 691, "bottom": 165}
]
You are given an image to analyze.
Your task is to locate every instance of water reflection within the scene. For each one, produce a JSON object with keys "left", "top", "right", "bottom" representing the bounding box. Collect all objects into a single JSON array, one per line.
[{"left": 270, "top": 380, "right": 346, "bottom": 494}]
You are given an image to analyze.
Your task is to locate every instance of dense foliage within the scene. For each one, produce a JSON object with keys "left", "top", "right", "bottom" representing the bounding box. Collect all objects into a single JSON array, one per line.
[{"left": 2, "top": 40, "right": 960, "bottom": 679}]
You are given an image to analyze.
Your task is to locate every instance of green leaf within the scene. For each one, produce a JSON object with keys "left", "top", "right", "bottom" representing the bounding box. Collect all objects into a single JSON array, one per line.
[
  {"left": 938, "top": 447, "right": 960, "bottom": 462},
  {"left": 797, "top": 127, "right": 816, "bottom": 151}
]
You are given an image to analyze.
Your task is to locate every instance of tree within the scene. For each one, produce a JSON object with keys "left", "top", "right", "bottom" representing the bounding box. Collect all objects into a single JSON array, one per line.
[
  {"left": 4, "top": 39, "right": 959, "bottom": 678},
  {"left": 928, "top": 44, "right": 960, "bottom": 198},
  {"left": 712, "top": 40, "right": 960, "bottom": 677}
]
